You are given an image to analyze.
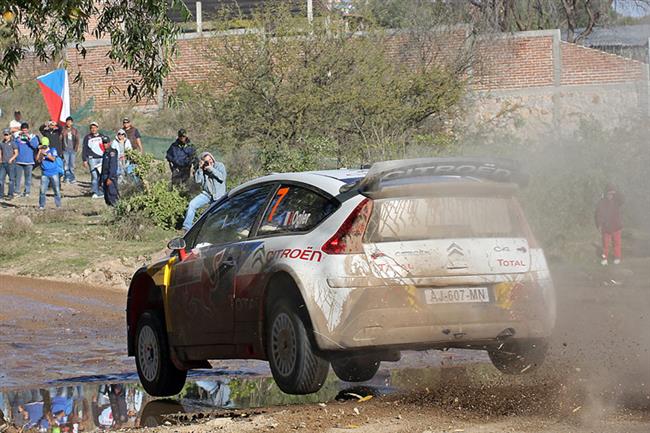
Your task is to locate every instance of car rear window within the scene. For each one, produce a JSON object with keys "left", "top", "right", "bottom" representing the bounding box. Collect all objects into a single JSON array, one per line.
[
  {"left": 258, "top": 185, "right": 338, "bottom": 236},
  {"left": 364, "top": 196, "right": 525, "bottom": 242}
]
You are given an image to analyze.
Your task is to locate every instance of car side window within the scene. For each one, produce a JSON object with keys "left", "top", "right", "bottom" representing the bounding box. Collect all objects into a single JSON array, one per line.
[
  {"left": 194, "top": 186, "right": 273, "bottom": 247},
  {"left": 258, "top": 185, "right": 338, "bottom": 236}
]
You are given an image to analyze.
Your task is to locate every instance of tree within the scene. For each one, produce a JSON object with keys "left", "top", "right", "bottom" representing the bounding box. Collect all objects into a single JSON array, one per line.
[
  {"left": 167, "top": 4, "right": 468, "bottom": 184},
  {"left": 0, "top": 1, "right": 189, "bottom": 100},
  {"left": 466, "top": 0, "right": 650, "bottom": 43}
]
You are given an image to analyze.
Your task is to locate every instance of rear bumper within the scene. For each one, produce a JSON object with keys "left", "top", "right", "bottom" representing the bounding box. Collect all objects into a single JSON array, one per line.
[{"left": 307, "top": 280, "right": 555, "bottom": 351}]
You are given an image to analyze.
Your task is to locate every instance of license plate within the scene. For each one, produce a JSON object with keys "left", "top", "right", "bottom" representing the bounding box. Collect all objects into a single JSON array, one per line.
[{"left": 424, "top": 287, "right": 490, "bottom": 304}]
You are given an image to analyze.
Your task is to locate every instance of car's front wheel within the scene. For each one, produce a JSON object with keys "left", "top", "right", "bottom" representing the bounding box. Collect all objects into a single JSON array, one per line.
[
  {"left": 488, "top": 339, "right": 548, "bottom": 375},
  {"left": 332, "top": 356, "right": 381, "bottom": 382},
  {"left": 135, "top": 311, "right": 187, "bottom": 396},
  {"left": 266, "top": 297, "right": 329, "bottom": 394}
]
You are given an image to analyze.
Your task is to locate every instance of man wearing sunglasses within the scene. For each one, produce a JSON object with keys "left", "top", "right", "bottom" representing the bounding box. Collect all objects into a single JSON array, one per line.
[{"left": 121, "top": 117, "right": 142, "bottom": 153}]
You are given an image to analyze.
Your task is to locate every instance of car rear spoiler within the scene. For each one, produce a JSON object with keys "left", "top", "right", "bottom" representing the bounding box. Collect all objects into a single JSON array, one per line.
[{"left": 339, "top": 157, "right": 528, "bottom": 196}]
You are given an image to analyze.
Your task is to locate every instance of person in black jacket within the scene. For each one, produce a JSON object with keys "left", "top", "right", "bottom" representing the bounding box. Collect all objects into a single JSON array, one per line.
[
  {"left": 39, "top": 120, "right": 63, "bottom": 157},
  {"left": 100, "top": 135, "right": 119, "bottom": 206},
  {"left": 165, "top": 128, "right": 196, "bottom": 187}
]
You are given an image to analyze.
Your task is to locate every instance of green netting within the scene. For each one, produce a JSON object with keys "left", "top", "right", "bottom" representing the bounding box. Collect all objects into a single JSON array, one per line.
[{"left": 70, "top": 98, "right": 177, "bottom": 160}]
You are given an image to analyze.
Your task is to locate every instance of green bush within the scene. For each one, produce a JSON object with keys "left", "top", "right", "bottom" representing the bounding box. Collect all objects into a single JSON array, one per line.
[
  {"left": 113, "top": 149, "right": 188, "bottom": 230},
  {"left": 115, "top": 181, "right": 187, "bottom": 230}
]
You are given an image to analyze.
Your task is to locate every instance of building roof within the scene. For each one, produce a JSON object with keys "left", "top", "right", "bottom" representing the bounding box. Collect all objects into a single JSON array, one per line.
[{"left": 563, "top": 24, "right": 650, "bottom": 47}]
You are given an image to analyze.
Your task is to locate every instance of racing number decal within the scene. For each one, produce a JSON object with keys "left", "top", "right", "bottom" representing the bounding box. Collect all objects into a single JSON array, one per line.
[{"left": 267, "top": 187, "right": 290, "bottom": 222}]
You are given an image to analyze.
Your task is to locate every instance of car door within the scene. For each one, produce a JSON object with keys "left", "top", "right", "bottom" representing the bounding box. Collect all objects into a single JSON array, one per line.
[{"left": 168, "top": 185, "right": 274, "bottom": 347}]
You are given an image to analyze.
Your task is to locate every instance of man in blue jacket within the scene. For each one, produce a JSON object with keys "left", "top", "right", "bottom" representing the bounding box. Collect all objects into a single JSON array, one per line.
[
  {"left": 36, "top": 137, "right": 61, "bottom": 209},
  {"left": 14, "top": 122, "right": 40, "bottom": 197},
  {"left": 100, "top": 135, "right": 119, "bottom": 206},
  {"left": 166, "top": 128, "right": 196, "bottom": 187}
]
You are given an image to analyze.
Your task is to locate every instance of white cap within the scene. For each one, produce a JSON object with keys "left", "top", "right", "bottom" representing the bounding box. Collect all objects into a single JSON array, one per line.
[{"left": 9, "top": 120, "right": 20, "bottom": 129}]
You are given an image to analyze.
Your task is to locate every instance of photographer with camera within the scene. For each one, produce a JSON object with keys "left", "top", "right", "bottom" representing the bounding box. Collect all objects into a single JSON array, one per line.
[
  {"left": 36, "top": 137, "right": 62, "bottom": 210},
  {"left": 14, "top": 122, "right": 39, "bottom": 197},
  {"left": 181, "top": 151, "right": 226, "bottom": 232}
]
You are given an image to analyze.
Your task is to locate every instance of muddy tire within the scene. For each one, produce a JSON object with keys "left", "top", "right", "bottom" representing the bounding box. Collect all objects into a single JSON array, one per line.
[
  {"left": 488, "top": 339, "right": 548, "bottom": 375},
  {"left": 332, "top": 356, "right": 380, "bottom": 382},
  {"left": 135, "top": 311, "right": 187, "bottom": 396},
  {"left": 266, "top": 297, "right": 329, "bottom": 394}
]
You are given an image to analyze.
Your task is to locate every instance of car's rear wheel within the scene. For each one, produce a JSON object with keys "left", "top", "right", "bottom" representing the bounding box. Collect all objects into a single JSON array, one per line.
[
  {"left": 332, "top": 356, "right": 381, "bottom": 382},
  {"left": 488, "top": 339, "right": 548, "bottom": 375},
  {"left": 135, "top": 311, "right": 187, "bottom": 396},
  {"left": 266, "top": 297, "right": 329, "bottom": 394}
]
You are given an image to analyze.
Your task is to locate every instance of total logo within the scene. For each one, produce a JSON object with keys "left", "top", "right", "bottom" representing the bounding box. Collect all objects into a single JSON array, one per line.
[{"left": 496, "top": 259, "right": 527, "bottom": 267}]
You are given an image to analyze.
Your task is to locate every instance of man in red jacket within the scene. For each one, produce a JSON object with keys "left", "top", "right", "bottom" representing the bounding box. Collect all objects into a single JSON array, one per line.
[{"left": 595, "top": 184, "right": 624, "bottom": 265}]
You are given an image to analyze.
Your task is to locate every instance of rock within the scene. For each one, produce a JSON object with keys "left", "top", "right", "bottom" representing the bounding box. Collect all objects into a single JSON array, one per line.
[{"left": 14, "top": 215, "right": 33, "bottom": 230}]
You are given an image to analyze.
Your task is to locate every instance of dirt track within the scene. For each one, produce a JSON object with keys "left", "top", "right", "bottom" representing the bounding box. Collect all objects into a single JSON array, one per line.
[{"left": 1, "top": 261, "right": 649, "bottom": 432}]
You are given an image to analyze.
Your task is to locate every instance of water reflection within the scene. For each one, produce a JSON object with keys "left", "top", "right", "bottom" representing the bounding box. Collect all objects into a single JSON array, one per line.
[{"left": 0, "top": 372, "right": 393, "bottom": 431}]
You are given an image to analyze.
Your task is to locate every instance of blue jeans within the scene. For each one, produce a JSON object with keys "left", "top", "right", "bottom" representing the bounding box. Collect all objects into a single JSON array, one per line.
[
  {"left": 14, "top": 164, "right": 33, "bottom": 195},
  {"left": 0, "top": 162, "right": 15, "bottom": 198},
  {"left": 88, "top": 157, "right": 103, "bottom": 196},
  {"left": 64, "top": 150, "right": 76, "bottom": 182},
  {"left": 183, "top": 192, "right": 212, "bottom": 230},
  {"left": 39, "top": 174, "right": 61, "bottom": 208}
]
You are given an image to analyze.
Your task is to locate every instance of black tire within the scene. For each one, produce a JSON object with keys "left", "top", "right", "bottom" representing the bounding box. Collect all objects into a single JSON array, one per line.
[
  {"left": 488, "top": 339, "right": 548, "bottom": 375},
  {"left": 266, "top": 297, "right": 329, "bottom": 394},
  {"left": 135, "top": 311, "right": 187, "bottom": 396},
  {"left": 332, "top": 356, "right": 381, "bottom": 382}
]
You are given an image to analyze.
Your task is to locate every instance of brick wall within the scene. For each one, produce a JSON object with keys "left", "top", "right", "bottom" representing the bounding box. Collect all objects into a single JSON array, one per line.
[
  {"left": 473, "top": 36, "right": 555, "bottom": 90},
  {"left": 18, "top": 28, "right": 650, "bottom": 117},
  {"left": 560, "top": 41, "right": 645, "bottom": 85}
]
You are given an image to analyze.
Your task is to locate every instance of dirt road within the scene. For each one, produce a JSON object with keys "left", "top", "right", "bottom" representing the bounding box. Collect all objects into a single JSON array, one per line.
[{"left": 1, "top": 261, "right": 649, "bottom": 432}]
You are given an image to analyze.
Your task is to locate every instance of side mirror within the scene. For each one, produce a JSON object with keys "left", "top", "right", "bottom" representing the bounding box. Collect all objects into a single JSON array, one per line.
[{"left": 167, "top": 237, "right": 186, "bottom": 251}]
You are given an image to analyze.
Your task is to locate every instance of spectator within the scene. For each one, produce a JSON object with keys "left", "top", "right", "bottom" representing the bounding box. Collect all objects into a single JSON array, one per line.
[
  {"left": 0, "top": 128, "right": 18, "bottom": 200},
  {"left": 36, "top": 137, "right": 62, "bottom": 210},
  {"left": 14, "top": 122, "right": 39, "bottom": 197},
  {"left": 60, "top": 116, "right": 80, "bottom": 183},
  {"left": 9, "top": 120, "right": 21, "bottom": 137},
  {"left": 595, "top": 184, "right": 624, "bottom": 266},
  {"left": 121, "top": 117, "right": 143, "bottom": 153},
  {"left": 182, "top": 151, "right": 226, "bottom": 232},
  {"left": 101, "top": 135, "right": 119, "bottom": 206},
  {"left": 111, "top": 129, "right": 132, "bottom": 182},
  {"left": 166, "top": 128, "right": 196, "bottom": 187},
  {"left": 82, "top": 122, "right": 104, "bottom": 199},
  {"left": 39, "top": 120, "right": 63, "bottom": 157},
  {"left": 13, "top": 111, "right": 23, "bottom": 124}
]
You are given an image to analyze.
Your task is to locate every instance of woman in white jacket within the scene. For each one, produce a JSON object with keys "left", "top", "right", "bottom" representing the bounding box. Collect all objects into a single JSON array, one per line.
[{"left": 111, "top": 128, "right": 132, "bottom": 182}]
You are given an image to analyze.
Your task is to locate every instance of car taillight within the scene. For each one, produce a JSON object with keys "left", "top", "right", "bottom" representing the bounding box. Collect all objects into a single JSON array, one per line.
[{"left": 322, "top": 198, "right": 373, "bottom": 255}]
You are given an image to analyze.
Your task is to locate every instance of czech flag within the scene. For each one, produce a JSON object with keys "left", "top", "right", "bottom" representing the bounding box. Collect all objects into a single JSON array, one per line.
[{"left": 36, "top": 69, "right": 71, "bottom": 125}]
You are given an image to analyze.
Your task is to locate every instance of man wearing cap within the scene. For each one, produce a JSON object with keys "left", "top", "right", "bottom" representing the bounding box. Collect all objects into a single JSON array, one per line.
[
  {"left": 14, "top": 122, "right": 39, "bottom": 197},
  {"left": 39, "top": 120, "right": 63, "bottom": 158},
  {"left": 82, "top": 122, "right": 104, "bottom": 199},
  {"left": 35, "top": 137, "right": 62, "bottom": 210},
  {"left": 165, "top": 128, "right": 196, "bottom": 187},
  {"left": 0, "top": 127, "right": 18, "bottom": 200},
  {"left": 121, "top": 117, "right": 143, "bottom": 153},
  {"left": 60, "top": 116, "right": 80, "bottom": 183},
  {"left": 101, "top": 135, "right": 120, "bottom": 206},
  {"left": 595, "top": 184, "right": 625, "bottom": 265}
]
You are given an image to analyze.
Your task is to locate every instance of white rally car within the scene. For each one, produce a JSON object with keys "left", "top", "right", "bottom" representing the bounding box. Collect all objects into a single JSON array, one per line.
[{"left": 126, "top": 158, "right": 556, "bottom": 396}]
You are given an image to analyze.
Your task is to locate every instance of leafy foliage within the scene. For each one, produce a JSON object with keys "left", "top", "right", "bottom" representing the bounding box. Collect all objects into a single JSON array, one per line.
[
  {"left": 114, "top": 149, "right": 187, "bottom": 230},
  {"left": 166, "top": 4, "right": 467, "bottom": 186},
  {"left": 0, "top": 0, "right": 189, "bottom": 100}
]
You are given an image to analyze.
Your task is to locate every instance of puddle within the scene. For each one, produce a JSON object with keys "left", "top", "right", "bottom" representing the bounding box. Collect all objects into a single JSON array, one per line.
[{"left": 0, "top": 371, "right": 395, "bottom": 431}]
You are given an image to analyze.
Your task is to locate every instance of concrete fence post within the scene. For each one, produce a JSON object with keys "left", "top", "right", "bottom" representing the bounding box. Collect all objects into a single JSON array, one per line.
[
  {"left": 551, "top": 29, "right": 562, "bottom": 136},
  {"left": 196, "top": 1, "right": 203, "bottom": 35}
]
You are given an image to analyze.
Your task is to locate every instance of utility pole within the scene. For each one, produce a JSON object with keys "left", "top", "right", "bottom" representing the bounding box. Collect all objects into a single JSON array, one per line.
[{"left": 307, "top": 0, "right": 313, "bottom": 24}]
